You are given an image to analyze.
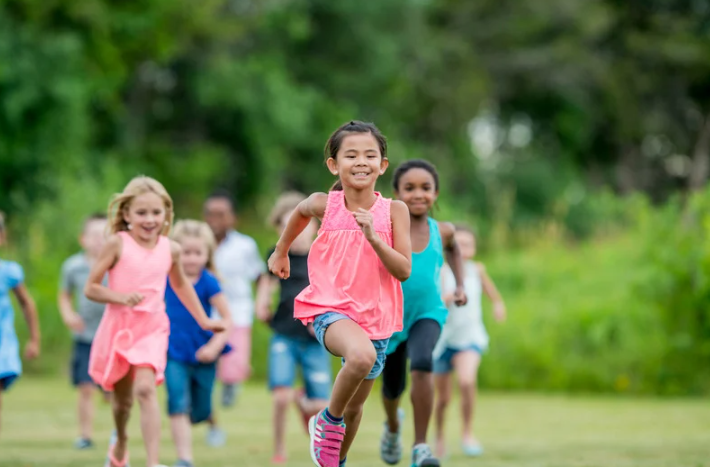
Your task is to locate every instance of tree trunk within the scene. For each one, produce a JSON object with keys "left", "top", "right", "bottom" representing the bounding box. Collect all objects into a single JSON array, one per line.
[{"left": 688, "top": 113, "right": 710, "bottom": 191}]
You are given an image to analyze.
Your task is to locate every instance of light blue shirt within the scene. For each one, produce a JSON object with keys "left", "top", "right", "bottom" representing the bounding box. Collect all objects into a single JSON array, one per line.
[{"left": 0, "top": 260, "right": 24, "bottom": 390}]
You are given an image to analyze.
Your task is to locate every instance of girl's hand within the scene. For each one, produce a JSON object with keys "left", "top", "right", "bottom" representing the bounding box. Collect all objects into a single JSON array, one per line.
[
  {"left": 353, "top": 208, "right": 376, "bottom": 242},
  {"left": 121, "top": 292, "right": 144, "bottom": 307},
  {"left": 256, "top": 303, "right": 272, "bottom": 323},
  {"left": 195, "top": 344, "right": 221, "bottom": 363},
  {"left": 268, "top": 249, "right": 291, "bottom": 279},
  {"left": 24, "top": 340, "right": 40, "bottom": 360},
  {"left": 454, "top": 286, "right": 468, "bottom": 306},
  {"left": 201, "top": 318, "right": 227, "bottom": 333},
  {"left": 494, "top": 302, "right": 507, "bottom": 322}
]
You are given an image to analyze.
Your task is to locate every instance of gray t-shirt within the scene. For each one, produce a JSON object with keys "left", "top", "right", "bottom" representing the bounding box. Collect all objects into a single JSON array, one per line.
[{"left": 60, "top": 253, "right": 106, "bottom": 343}]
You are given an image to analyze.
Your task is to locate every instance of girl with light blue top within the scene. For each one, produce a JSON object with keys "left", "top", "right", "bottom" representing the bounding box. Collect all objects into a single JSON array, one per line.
[
  {"left": 0, "top": 211, "right": 40, "bottom": 437},
  {"left": 379, "top": 160, "right": 467, "bottom": 467}
]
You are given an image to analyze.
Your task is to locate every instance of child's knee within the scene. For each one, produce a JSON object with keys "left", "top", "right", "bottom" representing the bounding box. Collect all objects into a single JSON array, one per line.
[
  {"left": 458, "top": 379, "right": 476, "bottom": 393},
  {"left": 436, "top": 392, "right": 451, "bottom": 407},
  {"left": 134, "top": 381, "right": 156, "bottom": 402},
  {"left": 410, "top": 353, "right": 435, "bottom": 373},
  {"left": 78, "top": 383, "right": 95, "bottom": 397},
  {"left": 272, "top": 388, "right": 291, "bottom": 409},
  {"left": 113, "top": 393, "right": 133, "bottom": 412},
  {"left": 345, "top": 347, "right": 377, "bottom": 378}
]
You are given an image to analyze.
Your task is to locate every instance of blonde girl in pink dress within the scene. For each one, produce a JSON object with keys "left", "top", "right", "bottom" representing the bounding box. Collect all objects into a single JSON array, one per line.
[
  {"left": 85, "top": 176, "right": 225, "bottom": 467},
  {"left": 268, "top": 121, "right": 412, "bottom": 467}
]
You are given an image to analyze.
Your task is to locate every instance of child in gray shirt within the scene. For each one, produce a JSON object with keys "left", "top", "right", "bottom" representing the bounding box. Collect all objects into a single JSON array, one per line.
[{"left": 58, "top": 213, "right": 108, "bottom": 450}]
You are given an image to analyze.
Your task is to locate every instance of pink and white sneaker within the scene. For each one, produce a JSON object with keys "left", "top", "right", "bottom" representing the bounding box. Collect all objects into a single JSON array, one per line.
[{"left": 308, "top": 409, "right": 346, "bottom": 467}]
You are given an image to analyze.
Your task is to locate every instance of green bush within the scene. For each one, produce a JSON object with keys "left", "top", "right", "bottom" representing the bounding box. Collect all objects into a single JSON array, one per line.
[{"left": 640, "top": 188, "right": 710, "bottom": 394}]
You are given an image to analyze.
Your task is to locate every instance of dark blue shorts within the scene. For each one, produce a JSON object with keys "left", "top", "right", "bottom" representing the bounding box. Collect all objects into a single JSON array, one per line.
[
  {"left": 165, "top": 358, "right": 216, "bottom": 424},
  {"left": 71, "top": 341, "right": 94, "bottom": 386}
]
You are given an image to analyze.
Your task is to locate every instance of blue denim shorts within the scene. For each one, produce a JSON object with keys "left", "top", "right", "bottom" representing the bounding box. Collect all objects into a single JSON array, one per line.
[
  {"left": 269, "top": 333, "right": 332, "bottom": 400},
  {"left": 165, "top": 358, "right": 216, "bottom": 423},
  {"left": 433, "top": 344, "right": 485, "bottom": 374},
  {"left": 313, "top": 312, "right": 389, "bottom": 380},
  {"left": 71, "top": 341, "right": 93, "bottom": 386}
]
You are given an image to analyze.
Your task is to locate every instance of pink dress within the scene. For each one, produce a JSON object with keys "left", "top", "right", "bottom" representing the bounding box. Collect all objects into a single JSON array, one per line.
[
  {"left": 89, "top": 231, "right": 173, "bottom": 390},
  {"left": 295, "top": 191, "right": 403, "bottom": 340}
]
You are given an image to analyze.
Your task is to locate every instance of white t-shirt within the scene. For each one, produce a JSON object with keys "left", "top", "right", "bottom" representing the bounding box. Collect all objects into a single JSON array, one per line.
[
  {"left": 434, "top": 261, "right": 488, "bottom": 358},
  {"left": 214, "top": 230, "right": 265, "bottom": 327}
]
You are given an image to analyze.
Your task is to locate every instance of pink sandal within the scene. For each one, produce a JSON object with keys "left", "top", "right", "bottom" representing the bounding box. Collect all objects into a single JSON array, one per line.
[{"left": 104, "top": 435, "right": 130, "bottom": 467}]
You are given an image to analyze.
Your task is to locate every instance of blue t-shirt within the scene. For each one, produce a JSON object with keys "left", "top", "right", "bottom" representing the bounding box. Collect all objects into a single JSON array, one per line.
[{"left": 166, "top": 269, "right": 230, "bottom": 364}]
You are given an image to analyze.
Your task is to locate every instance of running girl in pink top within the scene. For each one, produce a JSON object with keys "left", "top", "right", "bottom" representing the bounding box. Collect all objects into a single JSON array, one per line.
[
  {"left": 269, "top": 121, "right": 412, "bottom": 467},
  {"left": 85, "top": 176, "right": 225, "bottom": 467}
]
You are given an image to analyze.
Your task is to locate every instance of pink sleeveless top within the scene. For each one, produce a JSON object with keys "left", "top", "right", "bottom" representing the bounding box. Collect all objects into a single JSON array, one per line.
[
  {"left": 107, "top": 231, "right": 172, "bottom": 314},
  {"left": 89, "top": 231, "right": 173, "bottom": 391},
  {"left": 294, "top": 191, "right": 403, "bottom": 340}
]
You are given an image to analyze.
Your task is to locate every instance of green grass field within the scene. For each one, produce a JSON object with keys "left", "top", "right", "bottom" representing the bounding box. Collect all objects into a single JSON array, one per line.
[{"left": 2, "top": 377, "right": 709, "bottom": 467}]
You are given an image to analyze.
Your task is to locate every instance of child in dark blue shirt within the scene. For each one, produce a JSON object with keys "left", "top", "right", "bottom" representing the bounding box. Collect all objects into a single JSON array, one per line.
[{"left": 165, "top": 220, "right": 232, "bottom": 467}]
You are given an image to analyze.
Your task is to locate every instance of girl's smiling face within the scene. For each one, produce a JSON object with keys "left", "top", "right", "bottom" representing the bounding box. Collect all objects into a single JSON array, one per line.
[
  {"left": 394, "top": 167, "right": 439, "bottom": 217},
  {"left": 123, "top": 192, "right": 166, "bottom": 243},
  {"left": 328, "top": 132, "right": 388, "bottom": 189}
]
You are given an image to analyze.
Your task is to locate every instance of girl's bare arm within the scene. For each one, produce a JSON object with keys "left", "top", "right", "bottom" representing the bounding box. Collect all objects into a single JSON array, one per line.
[
  {"left": 169, "top": 241, "right": 225, "bottom": 332},
  {"left": 13, "top": 284, "right": 40, "bottom": 358},
  {"left": 84, "top": 235, "right": 133, "bottom": 305}
]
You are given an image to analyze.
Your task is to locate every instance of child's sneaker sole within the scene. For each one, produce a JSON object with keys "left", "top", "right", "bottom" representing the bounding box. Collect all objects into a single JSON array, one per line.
[{"left": 308, "top": 415, "right": 320, "bottom": 466}]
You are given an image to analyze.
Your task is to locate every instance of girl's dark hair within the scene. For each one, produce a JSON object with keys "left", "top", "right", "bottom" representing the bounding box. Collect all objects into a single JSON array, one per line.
[
  {"left": 325, "top": 121, "right": 388, "bottom": 191},
  {"left": 392, "top": 159, "right": 440, "bottom": 192}
]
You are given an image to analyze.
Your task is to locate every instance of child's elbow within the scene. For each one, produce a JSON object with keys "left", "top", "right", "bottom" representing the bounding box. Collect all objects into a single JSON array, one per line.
[
  {"left": 396, "top": 264, "right": 411, "bottom": 282},
  {"left": 83, "top": 285, "right": 95, "bottom": 301}
]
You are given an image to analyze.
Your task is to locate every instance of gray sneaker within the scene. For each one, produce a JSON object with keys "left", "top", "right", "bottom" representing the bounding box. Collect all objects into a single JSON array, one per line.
[
  {"left": 412, "top": 444, "right": 439, "bottom": 467},
  {"left": 173, "top": 460, "right": 194, "bottom": 467},
  {"left": 221, "top": 384, "right": 238, "bottom": 407},
  {"left": 380, "top": 408, "right": 405, "bottom": 465},
  {"left": 74, "top": 437, "right": 94, "bottom": 450},
  {"left": 206, "top": 427, "right": 226, "bottom": 447}
]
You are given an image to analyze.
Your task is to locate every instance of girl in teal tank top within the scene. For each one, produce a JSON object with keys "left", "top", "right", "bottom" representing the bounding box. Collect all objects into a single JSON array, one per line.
[
  {"left": 387, "top": 217, "right": 447, "bottom": 352},
  {"left": 380, "top": 160, "right": 467, "bottom": 467}
]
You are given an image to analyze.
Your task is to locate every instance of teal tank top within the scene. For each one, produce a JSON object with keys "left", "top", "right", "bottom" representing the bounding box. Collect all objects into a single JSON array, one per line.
[{"left": 386, "top": 217, "right": 448, "bottom": 354}]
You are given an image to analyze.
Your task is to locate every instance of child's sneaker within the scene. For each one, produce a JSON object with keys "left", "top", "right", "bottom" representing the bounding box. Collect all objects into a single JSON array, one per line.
[
  {"left": 205, "top": 427, "right": 226, "bottom": 447},
  {"left": 462, "top": 441, "right": 484, "bottom": 457},
  {"left": 221, "top": 383, "right": 238, "bottom": 407},
  {"left": 308, "top": 409, "right": 346, "bottom": 467},
  {"left": 173, "top": 461, "right": 195, "bottom": 467},
  {"left": 380, "top": 408, "right": 405, "bottom": 464},
  {"left": 411, "top": 443, "right": 439, "bottom": 467},
  {"left": 74, "top": 437, "right": 94, "bottom": 450}
]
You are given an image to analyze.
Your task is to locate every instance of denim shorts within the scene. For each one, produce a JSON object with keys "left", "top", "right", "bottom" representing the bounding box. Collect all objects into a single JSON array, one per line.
[
  {"left": 269, "top": 333, "right": 332, "bottom": 400},
  {"left": 165, "top": 358, "right": 216, "bottom": 423},
  {"left": 433, "top": 344, "right": 485, "bottom": 374},
  {"left": 313, "top": 312, "right": 389, "bottom": 380},
  {"left": 71, "top": 341, "right": 94, "bottom": 386}
]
